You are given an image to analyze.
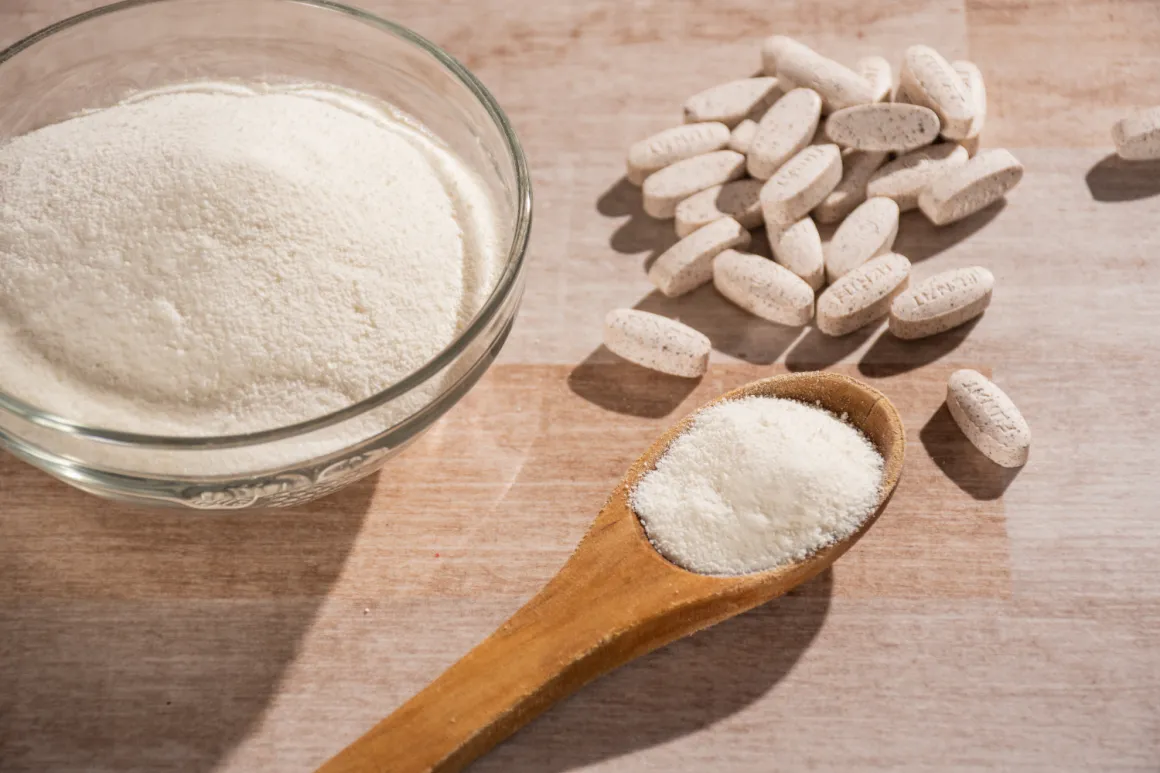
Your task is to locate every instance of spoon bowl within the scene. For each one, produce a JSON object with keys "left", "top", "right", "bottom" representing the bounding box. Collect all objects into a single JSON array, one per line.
[{"left": 318, "top": 371, "right": 905, "bottom": 773}]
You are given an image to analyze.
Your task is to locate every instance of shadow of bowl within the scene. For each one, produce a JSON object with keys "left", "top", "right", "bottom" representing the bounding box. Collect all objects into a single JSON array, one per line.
[{"left": 0, "top": 458, "right": 374, "bottom": 773}]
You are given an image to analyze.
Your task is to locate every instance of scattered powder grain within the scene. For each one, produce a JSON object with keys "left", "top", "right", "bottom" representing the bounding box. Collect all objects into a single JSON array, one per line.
[
  {"left": 630, "top": 396, "right": 884, "bottom": 576},
  {"left": 0, "top": 82, "right": 499, "bottom": 436}
]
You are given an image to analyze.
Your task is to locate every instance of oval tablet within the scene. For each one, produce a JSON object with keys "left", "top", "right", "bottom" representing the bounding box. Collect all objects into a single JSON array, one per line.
[
  {"left": 760, "top": 143, "right": 843, "bottom": 231},
  {"left": 824, "top": 196, "right": 900, "bottom": 283},
  {"left": 603, "top": 309, "right": 711, "bottom": 378},
  {"left": 729, "top": 118, "right": 759, "bottom": 154},
  {"left": 761, "top": 35, "right": 794, "bottom": 76},
  {"left": 946, "top": 369, "right": 1030, "bottom": 468},
  {"left": 866, "top": 143, "right": 969, "bottom": 211},
  {"left": 627, "top": 123, "right": 731, "bottom": 186},
  {"left": 684, "top": 77, "right": 781, "bottom": 128},
  {"left": 918, "top": 148, "right": 1023, "bottom": 226},
  {"left": 747, "top": 87, "right": 823, "bottom": 180},
  {"left": 890, "top": 266, "right": 993, "bottom": 339},
  {"left": 900, "top": 44, "right": 977, "bottom": 140},
  {"left": 816, "top": 252, "right": 911, "bottom": 336},
  {"left": 953, "top": 60, "right": 987, "bottom": 156},
  {"left": 824, "top": 103, "right": 940, "bottom": 153},
  {"left": 642, "top": 150, "right": 747, "bottom": 219},
  {"left": 769, "top": 216, "right": 825, "bottom": 290},
  {"left": 857, "top": 56, "right": 893, "bottom": 103},
  {"left": 813, "top": 149, "right": 888, "bottom": 224},
  {"left": 772, "top": 37, "right": 875, "bottom": 113},
  {"left": 674, "top": 179, "right": 764, "bottom": 238},
  {"left": 648, "top": 216, "right": 751, "bottom": 297},
  {"left": 713, "top": 250, "right": 815, "bottom": 326},
  {"left": 1112, "top": 106, "right": 1160, "bottom": 161}
]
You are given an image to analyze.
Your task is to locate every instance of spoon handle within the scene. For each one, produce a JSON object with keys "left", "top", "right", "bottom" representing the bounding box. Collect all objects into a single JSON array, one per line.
[{"left": 315, "top": 502, "right": 755, "bottom": 773}]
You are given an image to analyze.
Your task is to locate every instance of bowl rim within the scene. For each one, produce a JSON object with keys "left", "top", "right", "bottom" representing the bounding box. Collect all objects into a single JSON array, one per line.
[{"left": 0, "top": 0, "right": 533, "bottom": 450}]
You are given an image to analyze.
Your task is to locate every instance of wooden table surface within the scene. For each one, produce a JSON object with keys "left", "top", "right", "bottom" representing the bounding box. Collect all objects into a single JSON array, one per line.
[{"left": 2, "top": 1, "right": 1159, "bottom": 771}]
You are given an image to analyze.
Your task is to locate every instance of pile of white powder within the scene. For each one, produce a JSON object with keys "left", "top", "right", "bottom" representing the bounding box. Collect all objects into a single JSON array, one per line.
[
  {"left": 0, "top": 82, "right": 500, "bottom": 436},
  {"left": 630, "top": 396, "right": 884, "bottom": 575}
]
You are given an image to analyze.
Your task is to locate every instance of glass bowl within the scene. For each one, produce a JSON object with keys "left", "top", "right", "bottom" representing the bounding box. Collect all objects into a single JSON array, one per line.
[{"left": 0, "top": 0, "right": 531, "bottom": 509}]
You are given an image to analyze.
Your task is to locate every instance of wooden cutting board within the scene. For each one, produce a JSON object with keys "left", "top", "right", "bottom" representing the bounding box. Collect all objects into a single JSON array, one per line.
[{"left": 1, "top": 1, "right": 1158, "bottom": 772}]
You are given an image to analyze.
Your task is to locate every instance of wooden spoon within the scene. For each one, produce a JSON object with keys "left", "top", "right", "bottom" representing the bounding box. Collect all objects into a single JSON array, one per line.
[{"left": 317, "top": 371, "right": 905, "bottom": 773}]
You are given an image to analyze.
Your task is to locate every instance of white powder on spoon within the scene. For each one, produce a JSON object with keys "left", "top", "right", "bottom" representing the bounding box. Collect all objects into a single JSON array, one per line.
[
  {"left": 0, "top": 82, "right": 499, "bottom": 436},
  {"left": 630, "top": 396, "right": 884, "bottom": 576}
]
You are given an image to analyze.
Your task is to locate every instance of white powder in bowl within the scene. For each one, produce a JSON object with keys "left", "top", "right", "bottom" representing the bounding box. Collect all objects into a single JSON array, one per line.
[
  {"left": 0, "top": 82, "right": 500, "bottom": 436},
  {"left": 630, "top": 396, "right": 885, "bottom": 576}
]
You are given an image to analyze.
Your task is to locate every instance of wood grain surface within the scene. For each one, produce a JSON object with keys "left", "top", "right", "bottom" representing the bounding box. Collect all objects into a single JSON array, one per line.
[{"left": 1, "top": 1, "right": 1158, "bottom": 772}]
